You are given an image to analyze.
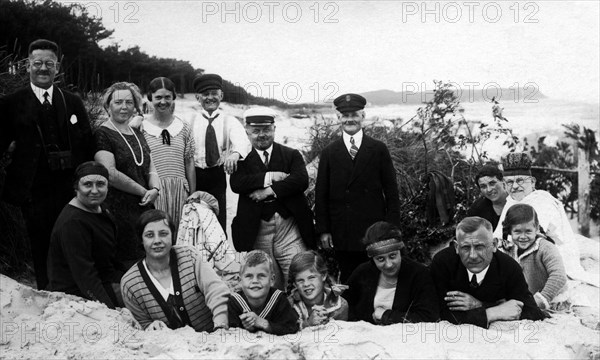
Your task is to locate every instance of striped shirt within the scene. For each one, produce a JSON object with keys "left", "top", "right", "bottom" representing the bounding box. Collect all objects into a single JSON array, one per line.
[
  {"left": 142, "top": 118, "right": 195, "bottom": 179},
  {"left": 121, "top": 245, "right": 229, "bottom": 331}
]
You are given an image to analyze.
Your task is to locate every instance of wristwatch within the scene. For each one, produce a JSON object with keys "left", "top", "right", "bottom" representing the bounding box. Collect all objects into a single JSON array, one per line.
[{"left": 152, "top": 186, "right": 160, "bottom": 193}]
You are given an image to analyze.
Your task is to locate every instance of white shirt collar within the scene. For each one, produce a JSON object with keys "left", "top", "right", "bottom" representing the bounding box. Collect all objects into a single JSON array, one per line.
[
  {"left": 201, "top": 108, "right": 222, "bottom": 119},
  {"left": 143, "top": 116, "right": 184, "bottom": 138},
  {"left": 342, "top": 129, "right": 363, "bottom": 151},
  {"left": 31, "top": 83, "right": 54, "bottom": 104},
  {"left": 467, "top": 265, "right": 490, "bottom": 285}
]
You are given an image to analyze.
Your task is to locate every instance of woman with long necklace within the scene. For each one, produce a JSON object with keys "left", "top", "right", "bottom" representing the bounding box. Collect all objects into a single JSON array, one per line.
[
  {"left": 95, "top": 82, "right": 160, "bottom": 270},
  {"left": 139, "top": 77, "right": 195, "bottom": 228}
]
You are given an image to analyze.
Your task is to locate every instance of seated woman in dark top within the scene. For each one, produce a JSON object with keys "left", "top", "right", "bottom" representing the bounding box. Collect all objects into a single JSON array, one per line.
[
  {"left": 47, "top": 161, "right": 124, "bottom": 309},
  {"left": 466, "top": 164, "right": 508, "bottom": 229},
  {"left": 344, "top": 221, "right": 439, "bottom": 324}
]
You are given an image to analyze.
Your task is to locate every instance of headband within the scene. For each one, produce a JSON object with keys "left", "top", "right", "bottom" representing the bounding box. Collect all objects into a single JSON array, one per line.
[
  {"left": 74, "top": 162, "right": 109, "bottom": 183},
  {"left": 366, "top": 238, "right": 404, "bottom": 257}
]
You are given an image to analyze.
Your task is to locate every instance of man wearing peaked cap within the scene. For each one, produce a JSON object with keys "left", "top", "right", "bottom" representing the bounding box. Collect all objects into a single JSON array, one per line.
[
  {"left": 188, "top": 73, "right": 250, "bottom": 230},
  {"left": 333, "top": 93, "right": 367, "bottom": 113},
  {"left": 315, "top": 93, "right": 400, "bottom": 282},
  {"left": 230, "top": 107, "right": 315, "bottom": 290}
]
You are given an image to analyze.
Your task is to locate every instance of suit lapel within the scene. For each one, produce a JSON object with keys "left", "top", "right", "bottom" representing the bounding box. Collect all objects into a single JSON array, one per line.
[
  {"left": 53, "top": 88, "right": 68, "bottom": 138},
  {"left": 349, "top": 135, "right": 376, "bottom": 186},
  {"left": 268, "top": 143, "right": 283, "bottom": 171},
  {"left": 246, "top": 148, "right": 264, "bottom": 170},
  {"left": 331, "top": 138, "right": 353, "bottom": 169}
]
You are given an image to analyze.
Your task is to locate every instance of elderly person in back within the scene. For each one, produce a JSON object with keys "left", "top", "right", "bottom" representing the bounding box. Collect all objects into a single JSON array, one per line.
[{"left": 493, "top": 152, "right": 597, "bottom": 286}]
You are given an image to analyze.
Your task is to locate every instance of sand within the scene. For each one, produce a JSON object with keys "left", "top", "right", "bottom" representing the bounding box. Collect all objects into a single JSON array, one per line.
[{"left": 1, "top": 273, "right": 598, "bottom": 359}]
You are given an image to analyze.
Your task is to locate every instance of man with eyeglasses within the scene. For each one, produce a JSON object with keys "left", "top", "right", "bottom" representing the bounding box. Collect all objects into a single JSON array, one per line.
[
  {"left": 430, "top": 216, "right": 547, "bottom": 328},
  {"left": 466, "top": 164, "right": 508, "bottom": 229},
  {"left": 493, "top": 152, "right": 598, "bottom": 287},
  {"left": 0, "top": 39, "right": 94, "bottom": 289},
  {"left": 230, "top": 107, "right": 314, "bottom": 290},
  {"left": 188, "top": 74, "right": 250, "bottom": 230}
]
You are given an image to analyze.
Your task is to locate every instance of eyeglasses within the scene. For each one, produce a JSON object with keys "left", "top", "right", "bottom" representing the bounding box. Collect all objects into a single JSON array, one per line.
[
  {"left": 505, "top": 177, "right": 531, "bottom": 187},
  {"left": 30, "top": 60, "right": 58, "bottom": 69}
]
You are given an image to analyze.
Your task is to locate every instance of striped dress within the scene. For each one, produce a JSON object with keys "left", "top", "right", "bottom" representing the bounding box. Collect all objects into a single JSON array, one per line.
[
  {"left": 120, "top": 245, "right": 230, "bottom": 331},
  {"left": 142, "top": 117, "right": 195, "bottom": 227}
]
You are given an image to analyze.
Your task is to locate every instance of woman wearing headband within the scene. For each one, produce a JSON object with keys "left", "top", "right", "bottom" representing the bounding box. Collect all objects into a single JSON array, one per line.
[
  {"left": 95, "top": 82, "right": 160, "bottom": 270},
  {"left": 47, "top": 161, "right": 124, "bottom": 308},
  {"left": 344, "top": 221, "right": 439, "bottom": 324}
]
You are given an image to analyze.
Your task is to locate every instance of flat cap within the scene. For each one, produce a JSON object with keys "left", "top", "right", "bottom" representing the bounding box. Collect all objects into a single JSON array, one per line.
[
  {"left": 334, "top": 93, "right": 366, "bottom": 113},
  {"left": 243, "top": 106, "right": 277, "bottom": 126},
  {"left": 193, "top": 74, "right": 222, "bottom": 93}
]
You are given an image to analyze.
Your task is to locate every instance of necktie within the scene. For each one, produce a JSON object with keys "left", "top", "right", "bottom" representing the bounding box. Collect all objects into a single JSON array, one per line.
[
  {"left": 203, "top": 114, "right": 220, "bottom": 167},
  {"left": 469, "top": 274, "right": 479, "bottom": 288},
  {"left": 349, "top": 136, "right": 358, "bottom": 159},
  {"left": 43, "top": 91, "right": 51, "bottom": 108},
  {"left": 161, "top": 129, "right": 171, "bottom": 145},
  {"left": 263, "top": 150, "right": 269, "bottom": 167}
]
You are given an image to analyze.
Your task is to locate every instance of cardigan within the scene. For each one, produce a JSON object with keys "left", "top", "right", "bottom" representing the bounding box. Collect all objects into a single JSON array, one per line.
[
  {"left": 344, "top": 258, "right": 439, "bottom": 324},
  {"left": 228, "top": 288, "right": 299, "bottom": 335},
  {"left": 120, "top": 245, "right": 229, "bottom": 331},
  {"left": 499, "top": 237, "right": 567, "bottom": 308}
]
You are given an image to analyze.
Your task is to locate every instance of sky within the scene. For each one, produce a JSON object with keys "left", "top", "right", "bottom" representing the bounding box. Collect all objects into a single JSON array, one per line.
[{"left": 56, "top": 0, "right": 600, "bottom": 104}]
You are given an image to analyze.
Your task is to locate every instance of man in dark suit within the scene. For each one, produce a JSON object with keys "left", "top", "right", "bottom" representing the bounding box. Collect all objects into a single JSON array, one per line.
[
  {"left": 230, "top": 107, "right": 314, "bottom": 290},
  {"left": 0, "top": 39, "right": 94, "bottom": 289},
  {"left": 430, "top": 216, "right": 547, "bottom": 328},
  {"left": 315, "top": 93, "right": 399, "bottom": 282}
]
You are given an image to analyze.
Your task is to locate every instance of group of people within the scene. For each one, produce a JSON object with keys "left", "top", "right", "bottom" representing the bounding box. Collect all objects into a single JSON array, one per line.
[{"left": 0, "top": 38, "right": 590, "bottom": 335}]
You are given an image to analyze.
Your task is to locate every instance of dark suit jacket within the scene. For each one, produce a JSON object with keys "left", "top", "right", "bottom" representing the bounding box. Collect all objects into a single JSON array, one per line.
[
  {"left": 345, "top": 258, "right": 439, "bottom": 324},
  {"left": 0, "top": 86, "right": 94, "bottom": 205},
  {"left": 230, "top": 142, "right": 315, "bottom": 251},
  {"left": 315, "top": 134, "right": 400, "bottom": 251},
  {"left": 429, "top": 246, "right": 547, "bottom": 328}
]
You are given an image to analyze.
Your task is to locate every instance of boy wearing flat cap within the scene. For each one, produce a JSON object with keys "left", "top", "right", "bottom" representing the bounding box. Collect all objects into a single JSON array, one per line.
[
  {"left": 188, "top": 74, "right": 250, "bottom": 230},
  {"left": 315, "top": 94, "right": 400, "bottom": 282},
  {"left": 230, "top": 107, "right": 315, "bottom": 290}
]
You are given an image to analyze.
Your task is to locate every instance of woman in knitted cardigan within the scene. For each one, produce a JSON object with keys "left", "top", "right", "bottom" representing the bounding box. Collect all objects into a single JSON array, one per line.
[{"left": 120, "top": 209, "right": 230, "bottom": 331}]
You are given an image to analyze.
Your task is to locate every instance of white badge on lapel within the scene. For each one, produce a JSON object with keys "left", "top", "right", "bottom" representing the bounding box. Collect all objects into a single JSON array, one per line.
[{"left": 70, "top": 114, "right": 78, "bottom": 125}]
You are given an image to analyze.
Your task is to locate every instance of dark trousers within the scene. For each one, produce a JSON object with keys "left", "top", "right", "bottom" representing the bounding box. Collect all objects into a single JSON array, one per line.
[
  {"left": 337, "top": 250, "right": 370, "bottom": 284},
  {"left": 195, "top": 165, "right": 226, "bottom": 231},
  {"left": 22, "top": 193, "right": 70, "bottom": 290}
]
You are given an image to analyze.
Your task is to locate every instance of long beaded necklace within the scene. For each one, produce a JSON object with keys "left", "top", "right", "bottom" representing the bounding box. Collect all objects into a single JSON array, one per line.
[{"left": 108, "top": 119, "right": 144, "bottom": 166}]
